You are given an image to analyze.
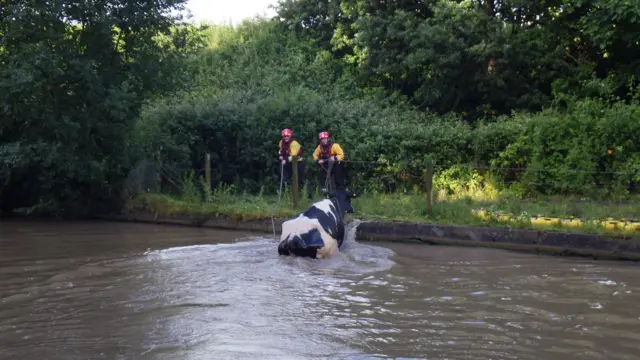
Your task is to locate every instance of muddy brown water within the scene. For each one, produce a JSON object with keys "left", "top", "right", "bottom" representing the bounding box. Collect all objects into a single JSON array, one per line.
[{"left": 1, "top": 220, "right": 639, "bottom": 360}]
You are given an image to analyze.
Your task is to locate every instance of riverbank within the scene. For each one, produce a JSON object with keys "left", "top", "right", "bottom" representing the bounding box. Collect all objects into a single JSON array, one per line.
[
  {"left": 125, "top": 192, "right": 639, "bottom": 236},
  {"left": 95, "top": 192, "right": 640, "bottom": 261},
  {"left": 99, "top": 210, "right": 640, "bottom": 261}
]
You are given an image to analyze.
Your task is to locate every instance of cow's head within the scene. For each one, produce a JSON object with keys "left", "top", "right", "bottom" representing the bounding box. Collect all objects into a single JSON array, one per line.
[{"left": 327, "top": 190, "right": 358, "bottom": 215}]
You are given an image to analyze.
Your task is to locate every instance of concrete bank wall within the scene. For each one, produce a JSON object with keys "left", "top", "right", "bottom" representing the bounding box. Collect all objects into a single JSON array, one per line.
[
  {"left": 98, "top": 212, "right": 640, "bottom": 261},
  {"left": 356, "top": 221, "right": 640, "bottom": 261}
]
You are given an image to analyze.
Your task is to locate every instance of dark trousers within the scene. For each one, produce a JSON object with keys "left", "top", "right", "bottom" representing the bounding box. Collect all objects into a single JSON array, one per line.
[
  {"left": 318, "top": 161, "right": 346, "bottom": 192},
  {"left": 282, "top": 161, "right": 312, "bottom": 199}
]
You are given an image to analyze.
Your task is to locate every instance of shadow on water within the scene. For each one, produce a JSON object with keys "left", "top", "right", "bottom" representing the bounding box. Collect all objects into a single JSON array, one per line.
[{"left": 1, "top": 219, "right": 640, "bottom": 360}]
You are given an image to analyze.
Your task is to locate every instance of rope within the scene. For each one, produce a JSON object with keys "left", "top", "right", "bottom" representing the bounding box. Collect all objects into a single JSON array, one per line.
[
  {"left": 341, "top": 160, "right": 386, "bottom": 164},
  {"left": 323, "top": 160, "right": 334, "bottom": 194},
  {"left": 336, "top": 159, "right": 638, "bottom": 176},
  {"left": 433, "top": 163, "right": 639, "bottom": 175},
  {"left": 270, "top": 163, "right": 284, "bottom": 241}
]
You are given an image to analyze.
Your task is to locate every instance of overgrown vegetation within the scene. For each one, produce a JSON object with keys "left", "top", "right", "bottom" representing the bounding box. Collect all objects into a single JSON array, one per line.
[
  {"left": 137, "top": 16, "right": 640, "bottom": 200},
  {"left": 1, "top": 0, "right": 639, "bottom": 226},
  {"left": 126, "top": 176, "right": 639, "bottom": 238},
  {"left": 0, "top": 0, "right": 208, "bottom": 215}
]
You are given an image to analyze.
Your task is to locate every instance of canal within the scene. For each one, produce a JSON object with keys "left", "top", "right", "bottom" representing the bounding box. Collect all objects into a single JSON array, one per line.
[{"left": 1, "top": 220, "right": 639, "bottom": 359}]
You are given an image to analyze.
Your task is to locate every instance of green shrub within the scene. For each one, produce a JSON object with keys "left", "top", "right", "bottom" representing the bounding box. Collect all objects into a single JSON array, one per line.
[
  {"left": 491, "top": 99, "right": 640, "bottom": 198},
  {"left": 135, "top": 20, "right": 640, "bottom": 200}
]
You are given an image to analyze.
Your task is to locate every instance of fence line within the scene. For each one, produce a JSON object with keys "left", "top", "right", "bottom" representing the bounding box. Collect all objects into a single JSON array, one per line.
[
  {"left": 433, "top": 163, "right": 639, "bottom": 175},
  {"left": 322, "top": 159, "right": 638, "bottom": 176},
  {"left": 157, "top": 161, "right": 639, "bottom": 184},
  {"left": 171, "top": 158, "right": 639, "bottom": 178},
  {"left": 141, "top": 154, "right": 638, "bottom": 211},
  {"left": 126, "top": 155, "right": 638, "bottom": 233}
]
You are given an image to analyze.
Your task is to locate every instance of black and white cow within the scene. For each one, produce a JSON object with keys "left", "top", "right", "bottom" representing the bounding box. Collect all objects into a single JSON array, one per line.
[{"left": 277, "top": 190, "right": 358, "bottom": 259}]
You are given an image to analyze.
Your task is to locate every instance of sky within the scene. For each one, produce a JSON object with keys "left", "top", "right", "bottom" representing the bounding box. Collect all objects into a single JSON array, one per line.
[{"left": 184, "top": 0, "right": 279, "bottom": 25}]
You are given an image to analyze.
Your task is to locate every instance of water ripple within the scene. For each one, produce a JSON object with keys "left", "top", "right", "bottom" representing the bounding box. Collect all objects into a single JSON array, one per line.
[{"left": 1, "top": 220, "right": 640, "bottom": 360}]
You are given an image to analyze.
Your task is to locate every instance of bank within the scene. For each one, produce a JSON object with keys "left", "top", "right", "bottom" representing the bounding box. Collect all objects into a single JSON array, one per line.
[{"left": 94, "top": 193, "right": 640, "bottom": 261}]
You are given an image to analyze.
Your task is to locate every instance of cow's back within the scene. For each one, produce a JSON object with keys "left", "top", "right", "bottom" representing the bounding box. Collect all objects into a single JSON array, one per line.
[
  {"left": 301, "top": 200, "right": 342, "bottom": 240},
  {"left": 280, "top": 216, "right": 315, "bottom": 239},
  {"left": 278, "top": 214, "right": 339, "bottom": 258}
]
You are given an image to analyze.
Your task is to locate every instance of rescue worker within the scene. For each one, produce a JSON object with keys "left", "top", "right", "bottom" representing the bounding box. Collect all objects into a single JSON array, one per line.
[
  {"left": 312, "top": 131, "right": 347, "bottom": 192},
  {"left": 278, "top": 128, "right": 310, "bottom": 198}
]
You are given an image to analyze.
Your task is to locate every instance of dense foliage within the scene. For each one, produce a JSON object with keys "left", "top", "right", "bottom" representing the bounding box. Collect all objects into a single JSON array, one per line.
[
  {"left": 2, "top": 0, "right": 639, "bottom": 216},
  {"left": 138, "top": 15, "right": 639, "bottom": 198},
  {"left": 276, "top": 0, "right": 640, "bottom": 118},
  {"left": 0, "top": 0, "right": 206, "bottom": 215}
]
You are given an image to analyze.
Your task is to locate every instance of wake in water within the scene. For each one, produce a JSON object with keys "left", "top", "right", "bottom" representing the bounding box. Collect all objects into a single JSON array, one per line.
[
  {"left": 278, "top": 219, "right": 396, "bottom": 276},
  {"left": 130, "top": 220, "right": 399, "bottom": 359},
  {"left": 7, "top": 221, "right": 640, "bottom": 360},
  {"left": 144, "top": 219, "right": 395, "bottom": 277}
]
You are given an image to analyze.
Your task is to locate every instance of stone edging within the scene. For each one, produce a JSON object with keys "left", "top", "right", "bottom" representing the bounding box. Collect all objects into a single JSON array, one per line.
[
  {"left": 355, "top": 221, "right": 640, "bottom": 261},
  {"left": 96, "top": 212, "right": 640, "bottom": 261}
]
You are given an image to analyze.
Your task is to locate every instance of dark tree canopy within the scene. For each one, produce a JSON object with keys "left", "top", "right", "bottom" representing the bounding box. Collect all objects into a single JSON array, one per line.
[
  {"left": 1, "top": 0, "right": 639, "bottom": 215},
  {"left": 0, "top": 0, "right": 205, "bottom": 215},
  {"left": 275, "top": 0, "right": 640, "bottom": 118}
]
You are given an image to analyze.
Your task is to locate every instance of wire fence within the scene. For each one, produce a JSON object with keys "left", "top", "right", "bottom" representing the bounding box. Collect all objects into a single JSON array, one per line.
[
  {"left": 124, "top": 154, "right": 639, "bottom": 226},
  {"left": 121, "top": 153, "right": 640, "bottom": 234},
  {"left": 125, "top": 155, "right": 640, "bottom": 197}
]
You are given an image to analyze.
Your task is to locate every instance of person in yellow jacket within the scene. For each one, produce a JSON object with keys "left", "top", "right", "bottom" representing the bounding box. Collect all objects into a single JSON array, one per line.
[
  {"left": 278, "top": 128, "right": 310, "bottom": 198},
  {"left": 312, "top": 131, "right": 347, "bottom": 192}
]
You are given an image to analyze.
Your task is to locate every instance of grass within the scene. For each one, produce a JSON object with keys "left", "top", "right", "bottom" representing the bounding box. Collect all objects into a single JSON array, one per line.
[{"left": 123, "top": 181, "right": 640, "bottom": 239}]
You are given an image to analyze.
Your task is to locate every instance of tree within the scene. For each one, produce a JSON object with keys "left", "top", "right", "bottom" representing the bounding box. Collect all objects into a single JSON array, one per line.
[{"left": 0, "top": 0, "right": 201, "bottom": 216}]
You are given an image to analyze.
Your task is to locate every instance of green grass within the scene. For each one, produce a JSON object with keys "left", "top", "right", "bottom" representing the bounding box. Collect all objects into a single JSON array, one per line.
[{"left": 124, "top": 182, "right": 640, "bottom": 239}]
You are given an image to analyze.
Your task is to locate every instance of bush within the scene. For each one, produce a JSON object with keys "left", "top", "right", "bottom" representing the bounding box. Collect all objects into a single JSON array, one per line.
[
  {"left": 490, "top": 99, "right": 640, "bottom": 198},
  {"left": 135, "top": 19, "right": 640, "bottom": 200}
]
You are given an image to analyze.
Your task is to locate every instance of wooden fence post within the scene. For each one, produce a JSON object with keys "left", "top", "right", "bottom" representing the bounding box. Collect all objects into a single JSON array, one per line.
[
  {"left": 424, "top": 159, "right": 434, "bottom": 217},
  {"left": 292, "top": 156, "right": 300, "bottom": 207},
  {"left": 156, "top": 148, "right": 162, "bottom": 193},
  {"left": 205, "top": 153, "right": 212, "bottom": 190}
]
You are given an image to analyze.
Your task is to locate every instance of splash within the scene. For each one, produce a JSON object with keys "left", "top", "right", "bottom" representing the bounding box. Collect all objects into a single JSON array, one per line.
[
  {"left": 342, "top": 218, "right": 364, "bottom": 248},
  {"left": 312, "top": 218, "right": 396, "bottom": 275},
  {"left": 142, "top": 220, "right": 395, "bottom": 276}
]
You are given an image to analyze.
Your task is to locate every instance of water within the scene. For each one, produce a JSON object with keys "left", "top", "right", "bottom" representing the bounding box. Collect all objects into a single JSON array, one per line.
[{"left": 1, "top": 219, "right": 640, "bottom": 360}]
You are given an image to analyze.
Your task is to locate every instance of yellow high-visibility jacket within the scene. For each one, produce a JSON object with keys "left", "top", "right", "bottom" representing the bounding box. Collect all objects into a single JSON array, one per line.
[
  {"left": 312, "top": 142, "right": 344, "bottom": 163},
  {"left": 279, "top": 139, "right": 303, "bottom": 162}
]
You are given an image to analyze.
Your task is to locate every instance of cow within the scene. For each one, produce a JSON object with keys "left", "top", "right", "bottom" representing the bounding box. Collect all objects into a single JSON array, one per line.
[{"left": 277, "top": 190, "right": 358, "bottom": 259}]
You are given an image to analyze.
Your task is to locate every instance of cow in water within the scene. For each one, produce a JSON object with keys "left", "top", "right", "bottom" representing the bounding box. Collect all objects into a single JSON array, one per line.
[{"left": 278, "top": 190, "right": 358, "bottom": 259}]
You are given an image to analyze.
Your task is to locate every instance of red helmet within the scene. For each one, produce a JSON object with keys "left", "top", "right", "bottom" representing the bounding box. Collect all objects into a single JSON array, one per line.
[
  {"left": 319, "top": 131, "right": 329, "bottom": 139},
  {"left": 281, "top": 128, "right": 292, "bottom": 137}
]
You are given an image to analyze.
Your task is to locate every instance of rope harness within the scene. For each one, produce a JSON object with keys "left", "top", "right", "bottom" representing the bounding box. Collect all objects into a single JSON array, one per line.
[
  {"left": 270, "top": 163, "right": 284, "bottom": 241},
  {"left": 323, "top": 160, "right": 334, "bottom": 195}
]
